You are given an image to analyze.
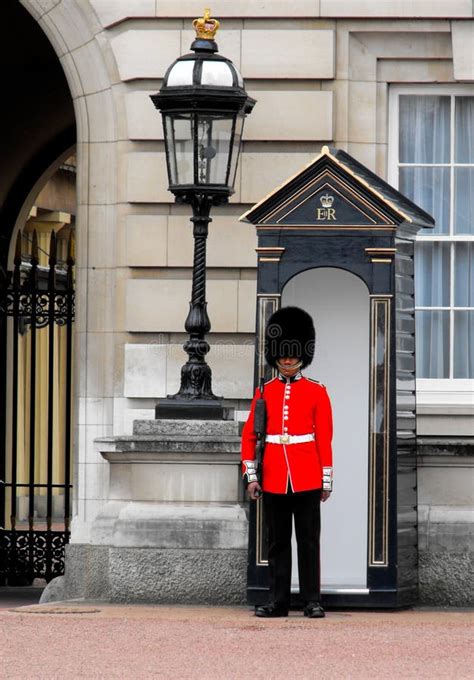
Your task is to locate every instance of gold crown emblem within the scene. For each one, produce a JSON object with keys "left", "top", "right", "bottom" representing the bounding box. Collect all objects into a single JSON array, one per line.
[
  {"left": 193, "top": 9, "right": 220, "bottom": 40},
  {"left": 320, "top": 193, "right": 334, "bottom": 208}
]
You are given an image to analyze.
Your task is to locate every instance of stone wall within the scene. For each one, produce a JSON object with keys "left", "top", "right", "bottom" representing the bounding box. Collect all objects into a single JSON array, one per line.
[{"left": 19, "top": 0, "right": 473, "bottom": 604}]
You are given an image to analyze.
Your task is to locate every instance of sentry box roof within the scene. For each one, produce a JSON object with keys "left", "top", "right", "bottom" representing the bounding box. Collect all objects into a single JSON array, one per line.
[{"left": 240, "top": 146, "right": 434, "bottom": 233}]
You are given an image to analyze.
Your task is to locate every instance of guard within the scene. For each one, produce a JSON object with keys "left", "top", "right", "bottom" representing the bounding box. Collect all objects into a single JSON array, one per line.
[{"left": 241, "top": 306, "right": 333, "bottom": 618}]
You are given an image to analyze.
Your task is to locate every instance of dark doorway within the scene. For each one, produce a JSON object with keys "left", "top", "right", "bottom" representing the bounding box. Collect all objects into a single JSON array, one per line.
[{"left": 0, "top": 0, "right": 76, "bottom": 585}]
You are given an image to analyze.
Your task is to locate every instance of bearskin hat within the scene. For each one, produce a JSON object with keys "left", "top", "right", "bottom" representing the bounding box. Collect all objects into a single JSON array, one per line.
[{"left": 264, "top": 306, "right": 315, "bottom": 369}]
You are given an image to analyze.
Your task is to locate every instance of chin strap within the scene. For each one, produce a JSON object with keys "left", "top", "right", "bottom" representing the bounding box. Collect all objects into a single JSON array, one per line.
[{"left": 276, "top": 359, "right": 303, "bottom": 371}]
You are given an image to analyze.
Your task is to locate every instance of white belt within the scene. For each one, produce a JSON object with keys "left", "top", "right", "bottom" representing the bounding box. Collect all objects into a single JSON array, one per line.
[{"left": 265, "top": 433, "right": 315, "bottom": 445}]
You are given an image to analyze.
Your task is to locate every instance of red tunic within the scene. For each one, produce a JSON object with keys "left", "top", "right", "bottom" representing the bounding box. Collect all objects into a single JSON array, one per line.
[{"left": 241, "top": 375, "right": 333, "bottom": 494}]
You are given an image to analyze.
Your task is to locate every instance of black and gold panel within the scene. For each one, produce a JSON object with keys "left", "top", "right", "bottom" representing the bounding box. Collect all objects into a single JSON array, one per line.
[
  {"left": 257, "top": 170, "right": 397, "bottom": 227},
  {"left": 256, "top": 294, "right": 279, "bottom": 386},
  {"left": 368, "top": 297, "right": 391, "bottom": 566}
]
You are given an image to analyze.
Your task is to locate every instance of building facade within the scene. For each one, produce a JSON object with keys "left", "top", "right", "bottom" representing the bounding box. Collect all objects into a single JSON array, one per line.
[{"left": 0, "top": 0, "right": 472, "bottom": 604}]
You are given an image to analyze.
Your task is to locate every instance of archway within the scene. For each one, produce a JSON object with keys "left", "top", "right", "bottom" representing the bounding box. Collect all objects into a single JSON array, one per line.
[
  {"left": 283, "top": 267, "right": 370, "bottom": 590},
  {"left": 0, "top": 0, "right": 76, "bottom": 584}
]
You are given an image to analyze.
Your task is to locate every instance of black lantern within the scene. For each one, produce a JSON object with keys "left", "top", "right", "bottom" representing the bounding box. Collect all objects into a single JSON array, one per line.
[{"left": 151, "top": 10, "right": 255, "bottom": 418}]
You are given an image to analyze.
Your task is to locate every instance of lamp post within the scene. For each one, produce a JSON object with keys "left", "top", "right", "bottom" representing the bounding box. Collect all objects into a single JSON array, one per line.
[{"left": 151, "top": 9, "right": 255, "bottom": 419}]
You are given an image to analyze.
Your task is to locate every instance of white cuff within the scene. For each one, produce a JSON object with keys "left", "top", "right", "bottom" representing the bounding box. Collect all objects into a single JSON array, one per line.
[
  {"left": 242, "top": 460, "right": 259, "bottom": 485},
  {"left": 322, "top": 467, "right": 333, "bottom": 492}
]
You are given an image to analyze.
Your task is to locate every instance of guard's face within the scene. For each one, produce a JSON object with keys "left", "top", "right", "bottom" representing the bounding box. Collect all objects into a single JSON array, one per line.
[{"left": 277, "top": 357, "right": 301, "bottom": 377}]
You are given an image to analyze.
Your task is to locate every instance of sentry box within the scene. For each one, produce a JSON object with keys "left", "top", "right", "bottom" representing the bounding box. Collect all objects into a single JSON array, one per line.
[{"left": 240, "top": 146, "right": 434, "bottom": 608}]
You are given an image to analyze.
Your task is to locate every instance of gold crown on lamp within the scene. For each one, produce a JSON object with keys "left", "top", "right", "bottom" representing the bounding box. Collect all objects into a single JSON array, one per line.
[
  {"left": 193, "top": 9, "right": 220, "bottom": 40},
  {"left": 320, "top": 193, "right": 334, "bottom": 208}
]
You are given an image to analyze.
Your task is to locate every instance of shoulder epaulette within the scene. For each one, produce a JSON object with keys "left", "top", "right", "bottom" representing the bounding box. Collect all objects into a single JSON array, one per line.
[{"left": 306, "top": 377, "right": 326, "bottom": 388}]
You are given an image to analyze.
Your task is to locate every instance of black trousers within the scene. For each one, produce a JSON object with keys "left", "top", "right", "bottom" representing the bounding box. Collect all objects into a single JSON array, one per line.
[{"left": 263, "top": 488, "right": 321, "bottom": 607}]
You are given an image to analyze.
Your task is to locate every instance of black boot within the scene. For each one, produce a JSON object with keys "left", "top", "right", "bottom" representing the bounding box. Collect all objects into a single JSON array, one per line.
[
  {"left": 255, "top": 603, "right": 289, "bottom": 618},
  {"left": 303, "top": 602, "right": 325, "bottom": 618}
]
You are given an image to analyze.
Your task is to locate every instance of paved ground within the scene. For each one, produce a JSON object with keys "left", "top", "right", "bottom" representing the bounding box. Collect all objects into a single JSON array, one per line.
[{"left": 0, "top": 592, "right": 472, "bottom": 680}]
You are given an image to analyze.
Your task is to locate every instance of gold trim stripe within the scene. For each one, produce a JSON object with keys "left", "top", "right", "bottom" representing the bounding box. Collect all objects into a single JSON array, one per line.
[{"left": 368, "top": 298, "right": 391, "bottom": 567}]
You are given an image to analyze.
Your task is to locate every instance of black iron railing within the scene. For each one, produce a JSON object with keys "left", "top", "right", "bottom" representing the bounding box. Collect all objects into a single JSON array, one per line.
[{"left": 0, "top": 229, "right": 74, "bottom": 585}]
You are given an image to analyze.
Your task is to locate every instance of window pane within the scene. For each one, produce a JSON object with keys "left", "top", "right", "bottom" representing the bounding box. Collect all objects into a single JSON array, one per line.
[
  {"left": 454, "top": 168, "right": 474, "bottom": 234},
  {"left": 415, "top": 242, "right": 450, "bottom": 306},
  {"left": 454, "top": 243, "right": 474, "bottom": 307},
  {"left": 399, "top": 95, "right": 450, "bottom": 163},
  {"left": 453, "top": 311, "right": 474, "bottom": 378},
  {"left": 416, "top": 310, "right": 449, "bottom": 378},
  {"left": 399, "top": 167, "right": 450, "bottom": 234},
  {"left": 455, "top": 96, "right": 474, "bottom": 163}
]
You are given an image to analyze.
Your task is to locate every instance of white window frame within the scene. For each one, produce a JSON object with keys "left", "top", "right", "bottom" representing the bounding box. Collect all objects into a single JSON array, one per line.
[{"left": 388, "top": 85, "right": 474, "bottom": 408}]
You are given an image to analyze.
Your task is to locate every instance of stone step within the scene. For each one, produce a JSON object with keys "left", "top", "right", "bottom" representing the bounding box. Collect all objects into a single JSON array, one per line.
[{"left": 132, "top": 419, "right": 240, "bottom": 437}]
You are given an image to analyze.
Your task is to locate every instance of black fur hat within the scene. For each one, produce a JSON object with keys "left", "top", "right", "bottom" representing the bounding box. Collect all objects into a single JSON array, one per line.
[{"left": 264, "top": 306, "right": 315, "bottom": 369}]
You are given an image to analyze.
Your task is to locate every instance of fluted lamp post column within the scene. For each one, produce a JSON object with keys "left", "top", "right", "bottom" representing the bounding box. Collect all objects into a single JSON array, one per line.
[{"left": 151, "top": 9, "right": 255, "bottom": 419}]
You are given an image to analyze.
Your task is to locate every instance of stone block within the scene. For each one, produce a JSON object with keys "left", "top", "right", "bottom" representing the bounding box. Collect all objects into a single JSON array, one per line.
[
  {"left": 125, "top": 279, "right": 239, "bottom": 332},
  {"left": 320, "top": 0, "right": 472, "bottom": 18},
  {"left": 69, "top": 38, "right": 111, "bottom": 96},
  {"left": 123, "top": 344, "right": 167, "bottom": 397},
  {"left": 452, "top": 21, "right": 474, "bottom": 81},
  {"left": 90, "top": 0, "right": 155, "bottom": 28},
  {"left": 86, "top": 205, "right": 118, "bottom": 269},
  {"left": 122, "top": 341, "right": 254, "bottom": 399},
  {"left": 348, "top": 81, "right": 377, "bottom": 144},
  {"left": 323, "top": 79, "right": 349, "bottom": 142},
  {"left": 61, "top": 53, "right": 85, "bottom": 99},
  {"left": 242, "top": 30, "right": 335, "bottom": 79},
  {"left": 126, "top": 152, "right": 170, "bottom": 203},
  {"left": 238, "top": 280, "right": 257, "bottom": 332},
  {"left": 419, "top": 549, "right": 473, "bottom": 606},
  {"left": 108, "top": 464, "right": 240, "bottom": 502},
  {"left": 111, "top": 29, "right": 181, "bottom": 81},
  {"left": 133, "top": 419, "right": 240, "bottom": 436},
  {"left": 377, "top": 59, "right": 455, "bottom": 83},
  {"left": 108, "top": 547, "right": 247, "bottom": 604},
  {"left": 46, "top": 0, "right": 95, "bottom": 53},
  {"left": 418, "top": 467, "right": 474, "bottom": 506},
  {"left": 85, "top": 90, "right": 116, "bottom": 143},
  {"left": 85, "top": 268, "right": 116, "bottom": 332},
  {"left": 241, "top": 151, "right": 318, "bottom": 203},
  {"left": 125, "top": 90, "right": 163, "bottom": 140},
  {"left": 78, "top": 397, "right": 114, "bottom": 427},
  {"left": 77, "top": 331, "right": 116, "bottom": 398},
  {"left": 124, "top": 215, "right": 168, "bottom": 266},
  {"left": 154, "top": 1, "right": 320, "bottom": 17},
  {"left": 89, "top": 142, "right": 117, "bottom": 205},
  {"left": 244, "top": 90, "right": 333, "bottom": 141},
  {"left": 167, "top": 215, "right": 257, "bottom": 267}
]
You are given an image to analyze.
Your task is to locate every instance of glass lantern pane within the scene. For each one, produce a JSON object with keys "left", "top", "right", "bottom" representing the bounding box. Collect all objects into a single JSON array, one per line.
[
  {"left": 454, "top": 168, "right": 474, "bottom": 234},
  {"left": 165, "top": 113, "right": 194, "bottom": 186},
  {"left": 415, "top": 242, "right": 450, "bottom": 307},
  {"left": 399, "top": 167, "right": 450, "bottom": 234},
  {"left": 201, "top": 61, "right": 233, "bottom": 87},
  {"left": 455, "top": 96, "right": 474, "bottom": 163},
  {"left": 416, "top": 310, "right": 449, "bottom": 378},
  {"left": 228, "top": 115, "right": 244, "bottom": 189},
  {"left": 399, "top": 95, "right": 450, "bottom": 164},
  {"left": 196, "top": 115, "right": 233, "bottom": 186},
  {"left": 454, "top": 243, "right": 474, "bottom": 307},
  {"left": 453, "top": 311, "right": 474, "bottom": 378}
]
